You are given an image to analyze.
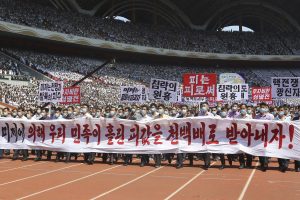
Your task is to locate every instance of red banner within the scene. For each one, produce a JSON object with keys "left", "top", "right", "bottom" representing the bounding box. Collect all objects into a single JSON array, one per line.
[
  {"left": 252, "top": 87, "right": 272, "bottom": 101},
  {"left": 182, "top": 74, "right": 217, "bottom": 97},
  {"left": 61, "top": 87, "right": 80, "bottom": 104}
]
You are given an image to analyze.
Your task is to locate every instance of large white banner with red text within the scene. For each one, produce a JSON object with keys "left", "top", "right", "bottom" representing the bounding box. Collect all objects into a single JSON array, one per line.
[{"left": 0, "top": 117, "right": 299, "bottom": 160}]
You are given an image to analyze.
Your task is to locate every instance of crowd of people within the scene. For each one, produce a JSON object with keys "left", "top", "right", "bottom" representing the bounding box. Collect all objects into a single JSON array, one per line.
[
  {"left": 0, "top": 0, "right": 300, "bottom": 55},
  {"left": 0, "top": 102, "right": 299, "bottom": 172},
  {"left": 1, "top": 48, "right": 300, "bottom": 107},
  {"left": 0, "top": 56, "right": 21, "bottom": 76}
]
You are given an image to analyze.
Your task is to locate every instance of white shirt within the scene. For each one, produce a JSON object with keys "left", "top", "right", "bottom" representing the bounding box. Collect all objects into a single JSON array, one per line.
[
  {"left": 139, "top": 115, "right": 153, "bottom": 122},
  {"left": 237, "top": 114, "right": 252, "bottom": 119}
]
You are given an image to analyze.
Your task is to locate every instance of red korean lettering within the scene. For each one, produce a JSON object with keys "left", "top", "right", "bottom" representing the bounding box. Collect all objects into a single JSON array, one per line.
[
  {"left": 105, "top": 123, "right": 115, "bottom": 145},
  {"left": 167, "top": 123, "right": 179, "bottom": 145},
  {"left": 49, "top": 124, "right": 66, "bottom": 144},
  {"left": 226, "top": 123, "right": 238, "bottom": 145},
  {"left": 192, "top": 122, "right": 206, "bottom": 145},
  {"left": 36, "top": 124, "right": 45, "bottom": 143},
  {"left": 206, "top": 124, "right": 219, "bottom": 144},
  {"left": 254, "top": 123, "right": 269, "bottom": 148},
  {"left": 239, "top": 123, "right": 254, "bottom": 147},
  {"left": 180, "top": 122, "right": 192, "bottom": 145},
  {"left": 92, "top": 124, "right": 101, "bottom": 145},
  {"left": 56, "top": 124, "right": 66, "bottom": 144},
  {"left": 71, "top": 124, "right": 81, "bottom": 144},
  {"left": 49, "top": 124, "right": 56, "bottom": 143},
  {"left": 28, "top": 124, "right": 37, "bottom": 143},
  {"left": 140, "top": 125, "right": 152, "bottom": 145},
  {"left": 129, "top": 124, "right": 140, "bottom": 146},
  {"left": 269, "top": 123, "right": 286, "bottom": 149},
  {"left": 81, "top": 124, "right": 92, "bottom": 144},
  {"left": 152, "top": 124, "right": 163, "bottom": 145},
  {"left": 115, "top": 124, "right": 125, "bottom": 145}
]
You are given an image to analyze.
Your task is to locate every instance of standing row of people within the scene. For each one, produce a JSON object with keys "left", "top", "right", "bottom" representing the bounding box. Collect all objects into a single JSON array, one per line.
[{"left": 0, "top": 102, "right": 299, "bottom": 172}]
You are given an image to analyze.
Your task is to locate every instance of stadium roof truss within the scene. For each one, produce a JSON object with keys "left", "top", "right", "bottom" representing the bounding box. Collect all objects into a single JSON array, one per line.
[{"left": 46, "top": 0, "right": 300, "bottom": 32}]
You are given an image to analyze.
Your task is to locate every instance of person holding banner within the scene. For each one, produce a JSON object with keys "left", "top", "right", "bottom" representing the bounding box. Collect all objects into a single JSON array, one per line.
[
  {"left": 79, "top": 104, "right": 95, "bottom": 165},
  {"left": 276, "top": 106, "right": 291, "bottom": 172},
  {"left": 64, "top": 106, "right": 78, "bottom": 163},
  {"left": 106, "top": 106, "right": 118, "bottom": 165},
  {"left": 197, "top": 102, "right": 213, "bottom": 170},
  {"left": 12, "top": 108, "right": 29, "bottom": 161},
  {"left": 0, "top": 108, "right": 11, "bottom": 159},
  {"left": 218, "top": 107, "right": 233, "bottom": 170},
  {"left": 138, "top": 105, "right": 152, "bottom": 167},
  {"left": 154, "top": 104, "right": 171, "bottom": 168},
  {"left": 35, "top": 108, "right": 51, "bottom": 161},
  {"left": 226, "top": 103, "right": 246, "bottom": 169},
  {"left": 237, "top": 104, "right": 254, "bottom": 169},
  {"left": 123, "top": 108, "right": 135, "bottom": 166},
  {"left": 254, "top": 102, "right": 274, "bottom": 171},
  {"left": 176, "top": 105, "right": 189, "bottom": 169},
  {"left": 54, "top": 108, "right": 66, "bottom": 162}
]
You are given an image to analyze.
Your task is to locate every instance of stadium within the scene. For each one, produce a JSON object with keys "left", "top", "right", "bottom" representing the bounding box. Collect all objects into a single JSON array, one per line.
[{"left": 0, "top": 0, "right": 300, "bottom": 199}]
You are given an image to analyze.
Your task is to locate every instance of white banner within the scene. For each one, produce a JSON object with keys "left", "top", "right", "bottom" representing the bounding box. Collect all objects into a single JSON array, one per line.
[
  {"left": 39, "top": 81, "right": 64, "bottom": 103},
  {"left": 149, "top": 79, "right": 179, "bottom": 102},
  {"left": 217, "top": 84, "right": 248, "bottom": 101},
  {"left": 271, "top": 77, "right": 300, "bottom": 98},
  {"left": 0, "top": 117, "right": 299, "bottom": 160},
  {"left": 120, "top": 86, "right": 147, "bottom": 103}
]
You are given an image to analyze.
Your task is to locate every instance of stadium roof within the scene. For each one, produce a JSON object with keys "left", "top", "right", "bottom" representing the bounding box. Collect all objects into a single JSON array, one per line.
[{"left": 44, "top": 0, "right": 300, "bottom": 32}]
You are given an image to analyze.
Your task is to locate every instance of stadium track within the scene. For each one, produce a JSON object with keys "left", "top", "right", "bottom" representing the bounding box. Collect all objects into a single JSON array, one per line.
[{"left": 0, "top": 155, "right": 299, "bottom": 200}]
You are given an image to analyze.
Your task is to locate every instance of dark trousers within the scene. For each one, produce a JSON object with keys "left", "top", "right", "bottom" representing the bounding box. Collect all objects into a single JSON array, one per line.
[
  {"left": 176, "top": 153, "right": 184, "bottom": 167},
  {"left": 102, "top": 153, "right": 108, "bottom": 163},
  {"left": 47, "top": 151, "right": 52, "bottom": 160},
  {"left": 140, "top": 154, "right": 149, "bottom": 166},
  {"left": 65, "top": 153, "right": 78, "bottom": 162},
  {"left": 4, "top": 149, "right": 10, "bottom": 155},
  {"left": 259, "top": 156, "right": 268, "bottom": 170},
  {"left": 109, "top": 153, "right": 117, "bottom": 164},
  {"left": 84, "top": 153, "right": 96, "bottom": 164},
  {"left": 201, "top": 153, "right": 210, "bottom": 168},
  {"left": 124, "top": 154, "right": 132, "bottom": 165},
  {"left": 187, "top": 153, "right": 194, "bottom": 165},
  {"left": 278, "top": 158, "right": 289, "bottom": 170},
  {"left": 0, "top": 149, "right": 3, "bottom": 158},
  {"left": 238, "top": 154, "right": 245, "bottom": 166},
  {"left": 154, "top": 154, "right": 161, "bottom": 167},
  {"left": 246, "top": 154, "right": 253, "bottom": 167},
  {"left": 219, "top": 154, "right": 233, "bottom": 166},
  {"left": 35, "top": 150, "right": 42, "bottom": 160},
  {"left": 295, "top": 160, "right": 300, "bottom": 169},
  {"left": 22, "top": 150, "right": 29, "bottom": 160},
  {"left": 12, "top": 149, "right": 20, "bottom": 160},
  {"left": 165, "top": 153, "right": 174, "bottom": 164},
  {"left": 56, "top": 152, "right": 64, "bottom": 161}
]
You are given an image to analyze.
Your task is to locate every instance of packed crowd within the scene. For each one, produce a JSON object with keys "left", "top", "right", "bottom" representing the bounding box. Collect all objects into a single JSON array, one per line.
[
  {"left": 1, "top": 48, "right": 300, "bottom": 107},
  {"left": 0, "top": 0, "right": 299, "bottom": 55},
  {"left": 0, "top": 56, "right": 21, "bottom": 76},
  {"left": 0, "top": 55, "right": 32, "bottom": 82},
  {"left": 0, "top": 102, "right": 299, "bottom": 172}
]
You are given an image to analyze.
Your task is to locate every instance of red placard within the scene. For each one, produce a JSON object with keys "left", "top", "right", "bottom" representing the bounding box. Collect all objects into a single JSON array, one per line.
[
  {"left": 252, "top": 87, "right": 272, "bottom": 101},
  {"left": 182, "top": 74, "right": 217, "bottom": 97},
  {"left": 61, "top": 87, "right": 81, "bottom": 104}
]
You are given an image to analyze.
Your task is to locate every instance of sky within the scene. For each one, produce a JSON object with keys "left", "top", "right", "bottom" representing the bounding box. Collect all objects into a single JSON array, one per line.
[
  {"left": 221, "top": 26, "right": 254, "bottom": 32},
  {"left": 113, "top": 16, "right": 254, "bottom": 32}
]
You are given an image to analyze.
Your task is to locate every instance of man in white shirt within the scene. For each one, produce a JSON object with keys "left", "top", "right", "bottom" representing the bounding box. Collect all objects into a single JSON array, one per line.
[
  {"left": 79, "top": 104, "right": 94, "bottom": 165},
  {"left": 197, "top": 102, "right": 212, "bottom": 170},
  {"left": 12, "top": 108, "right": 28, "bottom": 161}
]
